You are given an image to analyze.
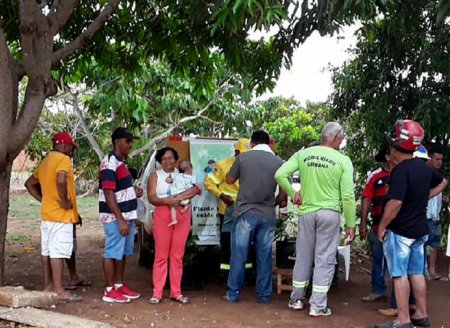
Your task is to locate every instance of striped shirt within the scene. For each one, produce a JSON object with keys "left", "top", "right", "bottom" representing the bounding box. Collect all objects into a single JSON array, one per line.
[
  {"left": 362, "top": 168, "right": 390, "bottom": 227},
  {"left": 98, "top": 152, "right": 137, "bottom": 224}
]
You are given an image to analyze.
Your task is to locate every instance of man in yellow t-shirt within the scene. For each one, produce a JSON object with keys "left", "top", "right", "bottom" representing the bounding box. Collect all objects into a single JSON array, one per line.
[
  {"left": 25, "top": 132, "right": 81, "bottom": 302},
  {"left": 204, "top": 138, "right": 251, "bottom": 281}
]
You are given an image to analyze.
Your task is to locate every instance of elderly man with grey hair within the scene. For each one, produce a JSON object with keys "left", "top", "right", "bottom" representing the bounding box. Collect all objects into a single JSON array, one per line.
[{"left": 275, "top": 122, "right": 356, "bottom": 317}]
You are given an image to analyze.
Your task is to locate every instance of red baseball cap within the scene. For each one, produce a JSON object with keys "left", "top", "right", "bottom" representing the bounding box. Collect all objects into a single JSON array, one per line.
[{"left": 53, "top": 132, "right": 80, "bottom": 148}]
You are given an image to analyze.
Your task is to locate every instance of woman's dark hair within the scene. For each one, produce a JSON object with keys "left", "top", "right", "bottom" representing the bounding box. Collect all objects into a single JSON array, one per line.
[{"left": 155, "top": 147, "right": 179, "bottom": 164}]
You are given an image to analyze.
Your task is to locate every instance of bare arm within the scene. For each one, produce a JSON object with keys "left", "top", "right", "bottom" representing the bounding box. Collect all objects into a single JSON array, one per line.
[
  {"left": 377, "top": 199, "right": 403, "bottom": 241},
  {"left": 275, "top": 188, "right": 288, "bottom": 207},
  {"left": 193, "top": 183, "right": 203, "bottom": 195},
  {"left": 146, "top": 172, "right": 181, "bottom": 207},
  {"left": 57, "top": 172, "right": 72, "bottom": 209},
  {"left": 226, "top": 175, "right": 237, "bottom": 184},
  {"left": 103, "top": 189, "right": 129, "bottom": 236},
  {"left": 429, "top": 178, "right": 447, "bottom": 199},
  {"left": 24, "top": 175, "right": 42, "bottom": 202},
  {"left": 359, "top": 198, "right": 371, "bottom": 240}
]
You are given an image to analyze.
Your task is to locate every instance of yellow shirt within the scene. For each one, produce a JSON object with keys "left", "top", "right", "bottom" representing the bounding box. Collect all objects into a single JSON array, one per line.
[
  {"left": 204, "top": 156, "right": 239, "bottom": 215},
  {"left": 33, "top": 151, "right": 78, "bottom": 223}
]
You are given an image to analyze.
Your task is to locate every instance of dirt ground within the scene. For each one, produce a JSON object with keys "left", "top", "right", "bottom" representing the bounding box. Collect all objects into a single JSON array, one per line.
[{"left": 4, "top": 194, "right": 450, "bottom": 328}]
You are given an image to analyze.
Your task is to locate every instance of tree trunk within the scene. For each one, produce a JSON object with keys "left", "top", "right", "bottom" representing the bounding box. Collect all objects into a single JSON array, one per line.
[{"left": 0, "top": 161, "right": 12, "bottom": 286}]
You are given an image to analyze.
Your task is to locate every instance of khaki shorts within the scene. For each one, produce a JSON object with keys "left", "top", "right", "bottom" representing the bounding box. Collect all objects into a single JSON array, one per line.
[{"left": 41, "top": 221, "right": 73, "bottom": 259}]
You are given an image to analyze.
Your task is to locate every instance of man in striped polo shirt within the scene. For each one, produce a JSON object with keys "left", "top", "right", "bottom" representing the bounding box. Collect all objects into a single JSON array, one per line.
[
  {"left": 99, "top": 127, "right": 143, "bottom": 303},
  {"left": 360, "top": 147, "right": 393, "bottom": 302}
]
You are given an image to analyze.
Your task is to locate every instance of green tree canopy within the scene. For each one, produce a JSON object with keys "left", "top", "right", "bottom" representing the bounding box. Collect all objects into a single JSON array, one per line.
[
  {"left": 246, "top": 97, "right": 328, "bottom": 159},
  {"left": 330, "top": 0, "right": 450, "bottom": 177}
]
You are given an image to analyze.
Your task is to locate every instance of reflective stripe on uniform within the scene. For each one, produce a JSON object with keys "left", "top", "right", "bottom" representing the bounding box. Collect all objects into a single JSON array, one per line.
[
  {"left": 219, "top": 263, "right": 253, "bottom": 270},
  {"left": 292, "top": 280, "right": 309, "bottom": 288},
  {"left": 220, "top": 263, "right": 230, "bottom": 270},
  {"left": 312, "top": 284, "right": 329, "bottom": 293}
]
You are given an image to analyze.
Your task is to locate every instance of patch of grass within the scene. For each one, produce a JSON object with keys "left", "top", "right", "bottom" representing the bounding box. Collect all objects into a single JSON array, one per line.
[
  {"left": 77, "top": 196, "right": 98, "bottom": 221},
  {"left": 6, "top": 233, "right": 29, "bottom": 244},
  {"left": 8, "top": 194, "right": 41, "bottom": 220},
  {"left": 9, "top": 194, "right": 99, "bottom": 222}
]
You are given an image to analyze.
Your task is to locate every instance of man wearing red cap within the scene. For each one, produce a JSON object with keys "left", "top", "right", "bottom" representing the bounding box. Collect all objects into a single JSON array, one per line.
[
  {"left": 25, "top": 132, "right": 82, "bottom": 302},
  {"left": 375, "top": 120, "right": 447, "bottom": 328}
]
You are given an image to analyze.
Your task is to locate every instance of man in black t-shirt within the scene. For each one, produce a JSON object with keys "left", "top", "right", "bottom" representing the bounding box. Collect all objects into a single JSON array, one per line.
[{"left": 375, "top": 120, "right": 447, "bottom": 328}]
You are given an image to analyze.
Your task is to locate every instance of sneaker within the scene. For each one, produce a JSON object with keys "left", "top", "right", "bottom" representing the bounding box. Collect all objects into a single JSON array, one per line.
[
  {"left": 102, "top": 288, "right": 130, "bottom": 303},
  {"left": 117, "top": 284, "right": 140, "bottom": 299},
  {"left": 225, "top": 290, "right": 239, "bottom": 303},
  {"left": 224, "top": 294, "right": 238, "bottom": 303},
  {"left": 309, "top": 308, "right": 332, "bottom": 317},
  {"left": 362, "top": 293, "right": 387, "bottom": 302},
  {"left": 288, "top": 299, "right": 304, "bottom": 310}
]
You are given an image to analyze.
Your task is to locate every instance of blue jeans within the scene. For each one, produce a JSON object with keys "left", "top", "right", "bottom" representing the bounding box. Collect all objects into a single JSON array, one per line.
[
  {"left": 425, "top": 220, "right": 441, "bottom": 249},
  {"left": 227, "top": 212, "right": 276, "bottom": 303},
  {"left": 368, "top": 229, "right": 387, "bottom": 295}
]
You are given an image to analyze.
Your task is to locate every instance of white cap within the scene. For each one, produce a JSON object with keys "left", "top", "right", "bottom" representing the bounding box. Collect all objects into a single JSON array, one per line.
[{"left": 413, "top": 145, "right": 430, "bottom": 160}]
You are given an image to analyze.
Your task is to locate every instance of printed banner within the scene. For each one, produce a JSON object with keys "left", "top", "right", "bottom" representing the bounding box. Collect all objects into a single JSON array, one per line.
[{"left": 189, "top": 139, "right": 236, "bottom": 245}]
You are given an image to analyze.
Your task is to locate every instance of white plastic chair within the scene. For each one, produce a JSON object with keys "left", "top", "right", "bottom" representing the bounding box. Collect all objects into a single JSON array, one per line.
[{"left": 337, "top": 244, "right": 351, "bottom": 281}]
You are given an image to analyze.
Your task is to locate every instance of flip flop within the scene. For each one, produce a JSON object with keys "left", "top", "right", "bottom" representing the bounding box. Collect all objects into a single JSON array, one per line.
[
  {"left": 149, "top": 296, "right": 162, "bottom": 304},
  {"left": 428, "top": 275, "right": 443, "bottom": 280},
  {"left": 171, "top": 295, "right": 189, "bottom": 304},
  {"left": 64, "top": 280, "right": 92, "bottom": 290},
  {"left": 58, "top": 294, "right": 82, "bottom": 303}
]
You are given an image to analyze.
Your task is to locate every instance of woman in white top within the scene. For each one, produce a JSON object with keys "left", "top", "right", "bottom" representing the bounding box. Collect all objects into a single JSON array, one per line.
[{"left": 147, "top": 147, "right": 200, "bottom": 304}]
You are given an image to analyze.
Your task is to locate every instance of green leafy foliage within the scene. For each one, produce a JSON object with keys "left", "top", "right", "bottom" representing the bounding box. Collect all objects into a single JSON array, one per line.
[
  {"left": 247, "top": 97, "right": 328, "bottom": 159},
  {"left": 329, "top": 0, "right": 450, "bottom": 178}
]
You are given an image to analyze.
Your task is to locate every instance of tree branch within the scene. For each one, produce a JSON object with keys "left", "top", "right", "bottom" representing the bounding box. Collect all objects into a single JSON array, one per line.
[
  {"left": 130, "top": 99, "right": 216, "bottom": 157},
  {"left": 52, "top": 0, "right": 121, "bottom": 65},
  {"left": 199, "top": 115, "right": 221, "bottom": 124},
  {"left": 9, "top": 86, "right": 46, "bottom": 159},
  {"left": 129, "top": 74, "right": 235, "bottom": 157},
  {"left": 19, "top": 0, "right": 42, "bottom": 78},
  {"left": 71, "top": 92, "right": 105, "bottom": 161},
  {"left": 48, "top": 0, "right": 80, "bottom": 36}
]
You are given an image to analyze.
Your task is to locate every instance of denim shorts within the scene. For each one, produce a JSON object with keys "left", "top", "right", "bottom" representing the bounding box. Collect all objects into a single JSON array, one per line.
[
  {"left": 103, "top": 220, "right": 135, "bottom": 260},
  {"left": 383, "top": 230, "right": 427, "bottom": 278},
  {"left": 425, "top": 220, "right": 441, "bottom": 249}
]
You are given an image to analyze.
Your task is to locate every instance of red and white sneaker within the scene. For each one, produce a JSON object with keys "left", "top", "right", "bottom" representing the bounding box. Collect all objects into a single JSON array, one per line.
[
  {"left": 117, "top": 284, "right": 140, "bottom": 300},
  {"left": 102, "top": 288, "right": 130, "bottom": 303}
]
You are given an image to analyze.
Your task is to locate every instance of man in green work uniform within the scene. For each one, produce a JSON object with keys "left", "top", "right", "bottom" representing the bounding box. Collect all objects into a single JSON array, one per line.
[{"left": 275, "top": 122, "right": 356, "bottom": 317}]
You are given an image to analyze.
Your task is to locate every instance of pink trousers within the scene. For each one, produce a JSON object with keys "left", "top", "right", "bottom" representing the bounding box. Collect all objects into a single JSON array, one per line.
[{"left": 152, "top": 205, "right": 191, "bottom": 298}]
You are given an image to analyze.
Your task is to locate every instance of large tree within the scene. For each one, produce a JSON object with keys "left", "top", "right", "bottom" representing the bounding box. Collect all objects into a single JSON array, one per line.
[
  {"left": 0, "top": 0, "right": 122, "bottom": 284},
  {"left": 0, "top": 0, "right": 398, "bottom": 284}
]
